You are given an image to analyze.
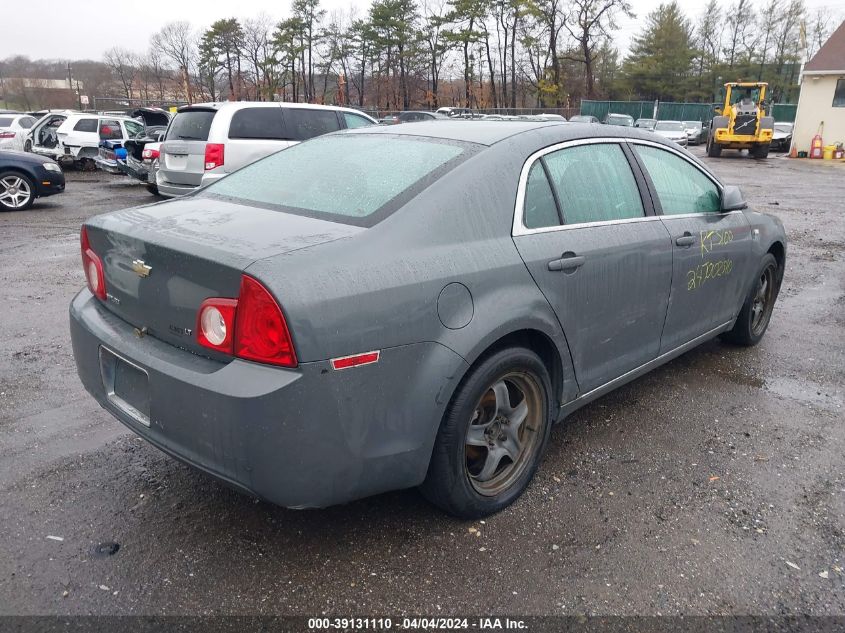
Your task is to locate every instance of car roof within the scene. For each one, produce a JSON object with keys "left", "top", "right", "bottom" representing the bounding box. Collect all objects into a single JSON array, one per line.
[
  {"left": 183, "top": 101, "right": 373, "bottom": 116},
  {"left": 345, "top": 119, "right": 667, "bottom": 147}
]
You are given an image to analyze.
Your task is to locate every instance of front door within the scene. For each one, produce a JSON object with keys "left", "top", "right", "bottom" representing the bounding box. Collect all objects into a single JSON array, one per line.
[
  {"left": 630, "top": 143, "right": 752, "bottom": 353},
  {"left": 512, "top": 141, "right": 674, "bottom": 394}
]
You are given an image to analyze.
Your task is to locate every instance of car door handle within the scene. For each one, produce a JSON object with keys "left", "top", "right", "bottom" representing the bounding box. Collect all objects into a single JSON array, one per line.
[
  {"left": 675, "top": 233, "right": 696, "bottom": 247},
  {"left": 548, "top": 253, "right": 585, "bottom": 272}
]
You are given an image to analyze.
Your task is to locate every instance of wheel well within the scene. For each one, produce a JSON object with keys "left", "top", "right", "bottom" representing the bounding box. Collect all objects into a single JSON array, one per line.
[
  {"left": 467, "top": 329, "right": 565, "bottom": 409},
  {"left": 767, "top": 241, "right": 785, "bottom": 283}
]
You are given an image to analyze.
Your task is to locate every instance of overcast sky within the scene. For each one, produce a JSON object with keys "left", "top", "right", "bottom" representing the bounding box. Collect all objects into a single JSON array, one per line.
[{"left": 1, "top": 0, "right": 841, "bottom": 62}]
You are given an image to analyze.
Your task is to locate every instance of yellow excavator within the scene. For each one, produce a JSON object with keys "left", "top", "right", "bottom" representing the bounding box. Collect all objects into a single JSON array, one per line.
[{"left": 706, "top": 82, "right": 774, "bottom": 158}]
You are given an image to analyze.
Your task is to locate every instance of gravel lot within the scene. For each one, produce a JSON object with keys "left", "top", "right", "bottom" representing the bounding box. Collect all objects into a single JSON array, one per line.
[{"left": 0, "top": 147, "right": 843, "bottom": 617}]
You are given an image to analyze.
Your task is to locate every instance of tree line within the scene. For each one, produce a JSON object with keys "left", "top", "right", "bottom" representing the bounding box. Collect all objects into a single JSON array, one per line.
[{"left": 1, "top": 0, "right": 839, "bottom": 112}]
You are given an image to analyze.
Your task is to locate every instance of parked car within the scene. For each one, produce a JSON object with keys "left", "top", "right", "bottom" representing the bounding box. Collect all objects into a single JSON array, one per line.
[
  {"left": 95, "top": 108, "right": 172, "bottom": 175},
  {"left": 24, "top": 110, "right": 75, "bottom": 155},
  {"left": 604, "top": 113, "right": 634, "bottom": 126},
  {"left": 770, "top": 122, "right": 793, "bottom": 151},
  {"left": 0, "top": 114, "right": 38, "bottom": 151},
  {"left": 653, "top": 120, "right": 689, "bottom": 146},
  {"left": 0, "top": 150, "right": 65, "bottom": 210},
  {"left": 568, "top": 115, "right": 600, "bottom": 124},
  {"left": 682, "top": 120, "right": 705, "bottom": 145},
  {"left": 383, "top": 111, "right": 450, "bottom": 124},
  {"left": 70, "top": 121, "right": 786, "bottom": 517},
  {"left": 32, "top": 113, "right": 144, "bottom": 168},
  {"left": 635, "top": 118, "right": 657, "bottom": 130},
  {"left": 156, "top": 102, "right": 377, "bottom": 198},
  {"left": 121, "top": 129, "right": 166, "bottom": 194}
]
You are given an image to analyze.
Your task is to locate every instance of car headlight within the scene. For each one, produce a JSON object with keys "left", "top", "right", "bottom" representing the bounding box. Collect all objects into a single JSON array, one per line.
[{"left": 42, "top": 162, "right": 62, "bottom": 173}]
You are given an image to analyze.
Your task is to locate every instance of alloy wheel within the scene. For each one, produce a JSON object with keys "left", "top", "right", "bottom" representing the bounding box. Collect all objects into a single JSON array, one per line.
[
  {"left": 751, "top": 263, "right": 776, "bottom": 336},
  {"left": 0, "top": 175, "right": 32, "bottom": 209},
  {"left": 464, "top": 372, "right": 544, "bottom": 496}
]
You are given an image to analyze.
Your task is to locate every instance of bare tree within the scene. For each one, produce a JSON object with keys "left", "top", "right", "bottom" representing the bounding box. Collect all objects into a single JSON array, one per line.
[
  {"left": 153, "top": 21, "right": 196, "bottom": 102},
  {"left": 561, "top": 0, "right": 633, "bottom": 99},
  {"left": 104, "top": 47, "right": 139, "bottom": 100}
]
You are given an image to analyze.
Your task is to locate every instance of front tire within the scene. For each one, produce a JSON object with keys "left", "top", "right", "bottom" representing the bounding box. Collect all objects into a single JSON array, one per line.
[
  {"left": 751, "top": 143, "right": 769, "bottom": 159},
  {"left": 723, "top": 253, "right": 779, "bottom": 346},
  {"left": 420, "top": 347, "right": 553, "bottom": 518},
  {"left": 0, "top": 171, "right": 35, "bottom": 210},
  {"left": 707, "top": 136, "right": 722, "bottom": 157}
]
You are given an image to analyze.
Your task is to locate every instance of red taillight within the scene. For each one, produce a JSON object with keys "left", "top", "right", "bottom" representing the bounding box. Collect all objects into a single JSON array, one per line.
[
  {"left": 234, "top": 275, "right": 297, "bottom": 367},
  {"left": 142, "top": 148, "right": 160, "bottom": 160},
  {"left": 0, "top": 131, "right": 16, "bottom": 139},
  {"left": 196, "top": 298, "right": 238, "bottom": 354},
  {"left": 80, "top": 226, "right": 106, "bottom": 300},
  {"left": 195, "top": 275, "right": 297, "bottom": 368},
  {"left": 204, "top": 143, "right": 224, "bottom": 170}
]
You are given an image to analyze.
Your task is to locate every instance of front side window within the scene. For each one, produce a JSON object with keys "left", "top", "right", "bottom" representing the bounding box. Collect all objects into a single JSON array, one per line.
[
  {"left": 634, "top": 145, "right": 721, "bottom": 214},
  {"left": 343, "top": 112, "right": 374, "bottom": 129},
  {"left": 541, "top": 143, "right": 644, "bottom": 225},
  {"left": 833, "top": 78, "right": 845, "bottom": 107},
  {"left": 73, "top": 118, "right": 98, "bottom": 133},
  {"left": 229, "top": 107, "right": 286, "bottom": 139},
  {"left": 523, "top": 162, "right": 560, "bottom": 229},
  {"left": 283, "top": 109, "right": 341, "bottom": 141},
  {"left": 124, "top": 120, "right": 144, "bottom": 138},
  {"left": 203, "top": 134, "right": 471, "bottom": 226}
]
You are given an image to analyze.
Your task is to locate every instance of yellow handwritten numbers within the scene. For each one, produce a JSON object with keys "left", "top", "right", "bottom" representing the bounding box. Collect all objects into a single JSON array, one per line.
[
  {"left": 687, "top": 259, "right": 734, "bottom": 291},
  {"left": 699, "top": 229, "right": 734, "bottom": 257}
]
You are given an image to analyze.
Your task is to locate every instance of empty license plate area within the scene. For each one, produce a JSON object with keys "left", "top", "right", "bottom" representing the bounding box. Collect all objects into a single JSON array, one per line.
[{"left": 99, "top": 347, "right": 150, "bottom": 427}]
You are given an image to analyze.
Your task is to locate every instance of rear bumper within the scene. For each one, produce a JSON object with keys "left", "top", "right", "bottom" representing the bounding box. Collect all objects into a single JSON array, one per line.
[
  {"left": 94, "top": 156, "right": 124, "bottom": 174},
  {"left": 156, "top": 177, "right": 198, "bottom": 198},
  {"left": 69, "top": 290, "right": 466, "bottom": 508}
]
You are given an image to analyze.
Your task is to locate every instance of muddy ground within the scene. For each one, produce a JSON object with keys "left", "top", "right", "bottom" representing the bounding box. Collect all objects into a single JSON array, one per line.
[{"left": 0, "top": 147, "right": 843, "bottom": 617}]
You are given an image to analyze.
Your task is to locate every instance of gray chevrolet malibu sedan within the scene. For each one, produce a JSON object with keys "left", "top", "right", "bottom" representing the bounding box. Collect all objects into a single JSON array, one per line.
[{"left": 70, "top": 121, "right": 786, "bottom": 517}]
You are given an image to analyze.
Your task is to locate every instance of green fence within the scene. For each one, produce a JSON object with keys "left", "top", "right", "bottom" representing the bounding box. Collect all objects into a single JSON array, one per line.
[{"left": 580, "top": 100, "right": 797, "bottom": 123}]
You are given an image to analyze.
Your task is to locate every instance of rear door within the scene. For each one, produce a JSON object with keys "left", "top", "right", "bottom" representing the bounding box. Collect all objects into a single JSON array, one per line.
[
  {"left": 281, "top": 108, "right": 342, "bottom": 141},
  {"left": 224, "top": 105, "right": 293, "bottom": 174},
  {"left": 512, "top": 140, "right": 674, "bottom": 393},
  {"left": 159, "top": 108, "right": 216, "bottom": 187},
  {"left": 629, "top": 142, "right": 752, "bottom": 353}
]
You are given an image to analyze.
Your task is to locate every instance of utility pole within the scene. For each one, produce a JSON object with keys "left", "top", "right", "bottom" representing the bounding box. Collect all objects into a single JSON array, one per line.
[{"left": 66, "top": 62, "right": 82, "bottom": 110}]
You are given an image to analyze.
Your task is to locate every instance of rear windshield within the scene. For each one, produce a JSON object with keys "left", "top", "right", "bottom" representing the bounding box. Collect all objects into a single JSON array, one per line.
[
  {"left": 0, "top": 117, "right": 13, "bottom": 127},
  {"left": 202, "top": 134, "right": 473, "bottom": 227},
  {"left": 166, "top": 109, "right": 215, "bottom": 141}
]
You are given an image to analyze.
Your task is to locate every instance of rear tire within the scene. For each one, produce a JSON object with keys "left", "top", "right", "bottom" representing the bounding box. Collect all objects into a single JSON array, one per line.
[
  {"left": 145, "top": 183, "right": 159, "bottom": 195},
  {"left": 420, "top": 347, "right": 553, "bottom": 518},
  {"left": 23, "top": 139, "right": 32, "bottom": 152},
  {"left": 707, "top": 136, "right": 722, "bottom": 157},
  {"left": 723, "top": 254, "right": 779, "bottom": 346}
]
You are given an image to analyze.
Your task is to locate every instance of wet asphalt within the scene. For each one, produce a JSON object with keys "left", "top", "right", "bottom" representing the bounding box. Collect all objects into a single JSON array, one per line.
[{"left": 0, "top": 147, "right": 843, "bottom": 617}]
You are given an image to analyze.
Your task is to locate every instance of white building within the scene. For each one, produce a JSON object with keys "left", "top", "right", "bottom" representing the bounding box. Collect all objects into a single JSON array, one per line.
[{"left": 791, "top": 20, "right": 845, "bottom": 154}]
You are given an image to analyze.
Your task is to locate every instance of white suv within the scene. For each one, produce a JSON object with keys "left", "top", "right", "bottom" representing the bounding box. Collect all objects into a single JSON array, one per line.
[
  {"left": 156, "top": 102, "right": 377, "bottom": 198},
  {"left": 31, "top": 113, "right": 144, "bottom": 167}
]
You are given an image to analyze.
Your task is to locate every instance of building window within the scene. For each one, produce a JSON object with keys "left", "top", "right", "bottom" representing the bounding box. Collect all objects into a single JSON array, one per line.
[{"left": 834, "top": 78, "right": 845, "bottom": 108}]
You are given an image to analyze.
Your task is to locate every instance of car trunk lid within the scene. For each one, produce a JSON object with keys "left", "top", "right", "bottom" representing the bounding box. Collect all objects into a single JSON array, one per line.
[{"left": 85, "top": 197, "right": 363, "bottom": 358}]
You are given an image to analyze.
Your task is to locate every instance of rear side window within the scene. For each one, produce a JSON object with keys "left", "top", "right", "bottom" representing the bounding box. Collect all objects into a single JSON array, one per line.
[
  {"left": 283, "top": 109, "right": 341, "bottom": 141},
  {"left": 73, "top": 118, "right": 98, "bottom": 132},
  {"left": 634, "top": 145, "right": 721, "bottom": 214},
  {"left": 203, "top": 135, "right": 470, "bottom": 226},
  {"left": 166, "top": 110, "right": 215, "bottom": 141},
  {"left": 229, "top": 107, "right": 286, "bottom": 139},
  {"left": 542, "top": 143, "right": 644, "bottom": 225},
  {"left": 523, "top": 163, "right": 560, "bottom": 229},
  {"left": 99, "top": 119, "right": 123, "bottom": 140},
  {"left": 19, "top": 117, "right": 35, "bottom": 129}
]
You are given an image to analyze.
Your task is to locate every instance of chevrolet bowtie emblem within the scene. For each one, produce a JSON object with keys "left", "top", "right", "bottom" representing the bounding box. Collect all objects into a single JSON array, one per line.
[{"left": 131, "top": 259, "right": 152, "bottom": 277}]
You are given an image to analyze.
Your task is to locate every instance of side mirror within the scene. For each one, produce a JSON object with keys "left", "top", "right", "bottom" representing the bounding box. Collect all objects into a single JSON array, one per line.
[{"left": 722, "top": 185, "right": 747, "bottom": 211}]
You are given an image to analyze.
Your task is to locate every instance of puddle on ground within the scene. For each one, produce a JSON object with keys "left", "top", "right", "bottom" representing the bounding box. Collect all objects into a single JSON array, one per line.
[{"left": 764, "top": 376, "right": 843, "bottom": 409}]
